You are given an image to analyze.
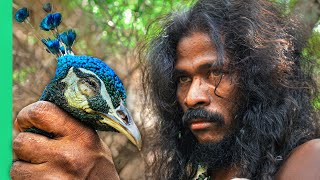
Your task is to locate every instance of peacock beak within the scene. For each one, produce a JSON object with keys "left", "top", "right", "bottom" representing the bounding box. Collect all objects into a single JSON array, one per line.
[{"left": 98, "top": 101, "right": 142, "bottom": 151}]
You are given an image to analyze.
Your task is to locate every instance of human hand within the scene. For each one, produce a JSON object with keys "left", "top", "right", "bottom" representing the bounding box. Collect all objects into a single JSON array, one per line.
[{"left": 11, "top": 101, "right": 120, "bottom": 180}]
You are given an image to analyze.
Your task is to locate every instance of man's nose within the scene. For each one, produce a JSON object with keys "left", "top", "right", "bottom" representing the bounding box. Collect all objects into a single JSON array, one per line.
[{"left": 184, "top": 78, "right": 210, "bottom": 108}]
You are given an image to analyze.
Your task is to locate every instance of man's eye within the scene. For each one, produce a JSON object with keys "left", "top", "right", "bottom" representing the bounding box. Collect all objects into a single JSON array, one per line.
[
  {"left": 208, "top": 70, "right": 225, "bottom": 86},
  {"left": 210, "top": 70, "right": 223, "bottom": 77},
  {"left": 179, "top": 76, "right": 192, "bottom": 83}
]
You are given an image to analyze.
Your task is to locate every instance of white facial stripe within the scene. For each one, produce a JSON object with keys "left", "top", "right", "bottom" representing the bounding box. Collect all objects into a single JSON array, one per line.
[{"left": 78, "top": 68, "right": 115, "bottom": 111}]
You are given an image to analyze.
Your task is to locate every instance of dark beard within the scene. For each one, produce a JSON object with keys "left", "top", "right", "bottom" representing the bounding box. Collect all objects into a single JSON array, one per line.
[
  {"left": 181, "top": 108, "right": 239, "bottom": 173},
  {"left": 189, "top": 131, "right": 238, "bottom": 172}
]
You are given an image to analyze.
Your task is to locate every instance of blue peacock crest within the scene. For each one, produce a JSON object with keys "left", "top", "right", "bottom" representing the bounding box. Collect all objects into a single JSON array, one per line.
[{"left": 15, "top": 3, "right": 142, "bottom": 150}]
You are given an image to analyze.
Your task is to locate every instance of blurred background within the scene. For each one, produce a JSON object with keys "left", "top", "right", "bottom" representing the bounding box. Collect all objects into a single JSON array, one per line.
[{"left": 12, "top": 0, "right": 320, "bottom": 179}]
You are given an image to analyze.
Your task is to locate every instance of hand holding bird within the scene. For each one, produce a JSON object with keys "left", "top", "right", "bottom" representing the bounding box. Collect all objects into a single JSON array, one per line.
[{"left": 12, "top": 101, "right": 121, "bottom": 179}]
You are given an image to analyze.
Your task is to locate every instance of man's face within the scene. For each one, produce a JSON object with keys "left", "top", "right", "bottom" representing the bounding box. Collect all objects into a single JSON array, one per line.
[{"left": 175, "top": 32, "right": 238, "bottom": 144}]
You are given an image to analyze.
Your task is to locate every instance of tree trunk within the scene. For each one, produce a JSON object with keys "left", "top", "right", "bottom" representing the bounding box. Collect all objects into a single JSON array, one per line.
[{"left": 292, "top": 0, "right": 320, "bottom": 33}]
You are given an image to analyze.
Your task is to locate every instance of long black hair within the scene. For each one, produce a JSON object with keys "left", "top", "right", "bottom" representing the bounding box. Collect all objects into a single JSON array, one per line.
[{"left": 141, "top": 0, "right": 319, "bottom": 179}]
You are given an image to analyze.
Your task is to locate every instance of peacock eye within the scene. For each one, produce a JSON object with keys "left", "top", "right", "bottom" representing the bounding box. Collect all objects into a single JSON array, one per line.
[
  {"left": 78, "top": 77, "right": 100, "bottom": 97},
  {"left": 86, "top": 77, "right": 99, "bottom": 89}
]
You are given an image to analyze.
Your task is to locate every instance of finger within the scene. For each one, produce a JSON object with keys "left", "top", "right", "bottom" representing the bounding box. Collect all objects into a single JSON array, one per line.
[
  {"left": 14, "top": 119, "right": 22, "bottom": 132},
  {"left": 13, "top": 132, "right": 54, "bottom": 164},
  {"left": 11, "top": 161, "right": 72, "bottom": 180},
  {"left": 11, "top": 161, "right": 45, "bottom": 180},
  {"left": 16, "top": 101, "right": 90, "bottom": 137}
]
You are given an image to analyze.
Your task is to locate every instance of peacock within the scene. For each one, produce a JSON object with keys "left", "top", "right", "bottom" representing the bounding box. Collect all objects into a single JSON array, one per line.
[{"left": 15, "top": 4, "right": 142, "bottom": 150}]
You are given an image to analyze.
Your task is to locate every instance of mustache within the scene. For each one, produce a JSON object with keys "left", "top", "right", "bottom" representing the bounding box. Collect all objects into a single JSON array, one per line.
[{"left": 182, "top": 108, "right": 225, "bottom": 127}]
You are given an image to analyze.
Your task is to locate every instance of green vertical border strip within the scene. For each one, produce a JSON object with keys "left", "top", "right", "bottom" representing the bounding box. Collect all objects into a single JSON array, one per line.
[{"left": 0, "top": 0, "right": 12, "bottom": 180}]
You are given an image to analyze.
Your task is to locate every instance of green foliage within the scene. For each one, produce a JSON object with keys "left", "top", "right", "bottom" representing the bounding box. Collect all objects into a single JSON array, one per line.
[
  {"left": 68, "top": 0, "right": 195, "bottom": 54},
  {"left": 13, "top": 67, "right": 36, "bottom": 83},
  {"left": 303, "top": 30, "right": 320, "bottom": 63},
  {"left": 270, "top": 0, "right": 298, "bottom": 14},
  {"left": 304, "top": 27, "right": 320, "bottom": 109},
  {"left": 313, "top": 96, "right": 320, "bottom": 109}
]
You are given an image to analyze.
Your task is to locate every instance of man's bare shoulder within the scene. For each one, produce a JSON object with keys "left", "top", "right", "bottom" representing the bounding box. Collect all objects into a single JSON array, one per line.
[{"left": 276, "top": 139, "right": 320, "bottom": 180}]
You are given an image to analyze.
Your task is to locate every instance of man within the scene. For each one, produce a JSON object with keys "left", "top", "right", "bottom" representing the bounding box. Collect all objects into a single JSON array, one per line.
[{"left": 11, "top": 0, "right": 320, "bottom": 179}]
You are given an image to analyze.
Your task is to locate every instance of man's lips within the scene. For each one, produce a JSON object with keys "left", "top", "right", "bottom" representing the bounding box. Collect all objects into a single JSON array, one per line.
[{"left": 189, "top": 119, "right": 213, "bottom": 131}]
